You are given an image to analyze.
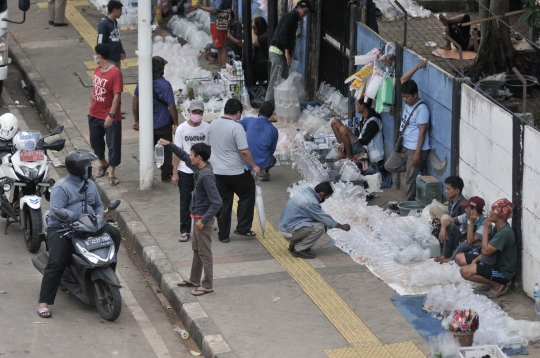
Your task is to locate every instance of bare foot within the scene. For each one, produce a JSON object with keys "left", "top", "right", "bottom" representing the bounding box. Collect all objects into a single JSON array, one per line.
[
  {"left": 441, "top": 44, "right": 451, "bottom": 50},
  {"left": 438, "top": 14, "right": 448, "bottom": 26}
]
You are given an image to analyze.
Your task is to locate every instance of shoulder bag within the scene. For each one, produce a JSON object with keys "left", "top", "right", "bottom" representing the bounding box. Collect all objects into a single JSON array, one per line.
[
  {"left": 393, "top": 102, "right": 423, "bottom": 153},
  {"left": 215, "top": 9, "right": 231, "bottom": 31}
]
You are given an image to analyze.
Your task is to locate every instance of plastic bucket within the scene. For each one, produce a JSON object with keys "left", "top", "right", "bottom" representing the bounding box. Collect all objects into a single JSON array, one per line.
[
  {"left": 397, "top": 201, "right": 425, "bottom": 216},
  {"left": 505, "top": 79, "right": 535, "bottom": 98},
  {"left": 452, "top": 331, "right": 474, "bottom": 347},
  {"left": 478, "top": 80, "right": 504, "bottom": 95}
]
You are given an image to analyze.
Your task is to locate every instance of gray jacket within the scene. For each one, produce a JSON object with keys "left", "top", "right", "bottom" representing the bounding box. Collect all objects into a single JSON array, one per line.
[{"left": 48, "top": 174, "right": 104, "bottom": 228}]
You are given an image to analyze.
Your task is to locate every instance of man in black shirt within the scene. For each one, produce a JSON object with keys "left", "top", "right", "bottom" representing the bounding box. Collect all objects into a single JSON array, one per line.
[
  {"left": 226, "top": 11, "right": 243, "bottom": 59},
  {"left": 97, "top": 0, "right": 126, "bottom": 68}
]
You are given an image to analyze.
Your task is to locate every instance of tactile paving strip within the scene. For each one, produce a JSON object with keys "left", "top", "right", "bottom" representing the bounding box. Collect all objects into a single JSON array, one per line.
[
  {"left": 65, "top": 2, "right": 98, "bottom": 48},
  {"left": 234, "top": 197, "right": 426, "bottom": 358}
]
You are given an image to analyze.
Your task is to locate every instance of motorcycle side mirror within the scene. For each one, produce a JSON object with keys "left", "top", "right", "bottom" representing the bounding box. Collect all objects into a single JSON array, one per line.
[
  {"left": 108, "top": 200, "right": 121, "bottom": 211},
  {"left": 49, "top": 126, "right": 64, "bottom": 136},
  {"left": 19, "top": 0, "right": 30, "bottom": 12},
  {"left": 54, "top": 209, "right": 70, "bottom": 222},
  {"left": 43, "top": 139, "right": 66, "bottom": 152}
]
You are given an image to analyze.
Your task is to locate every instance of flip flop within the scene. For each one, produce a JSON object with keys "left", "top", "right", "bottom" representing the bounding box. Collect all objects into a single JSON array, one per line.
[
  {"left": 109, "top": 176, "right": 120, "bottom": 186},
  {"left": 192, "top": 288, "right": 213, "bottom": 296},
  {"left": 37, "top": 307, "right": 52, "bottom": 318},
  {"left": 96, "top": 164, "right": 109, "bottom": 178},
  {"left": 233, "top": 230, "right": 257, "bottom": 237},
  {"left": 483, "top": 284, "right": 510, "bottom": 298},
  {"left": 177, "top": 280, "right": 200, "bottom": 287},
  {"left": 178, "top": 233, "right": 190, "bottom": 242}
]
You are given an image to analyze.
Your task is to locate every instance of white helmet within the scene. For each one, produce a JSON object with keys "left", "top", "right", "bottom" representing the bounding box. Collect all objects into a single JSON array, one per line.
[{"left": 0, "top": 113, "right": 19, "bottom": 140}]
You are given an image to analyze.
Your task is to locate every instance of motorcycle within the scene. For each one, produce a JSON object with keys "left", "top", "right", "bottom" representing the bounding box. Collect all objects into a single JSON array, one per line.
[
  {"left": 32, "top": 200, "right": 122, "bottom": 321},
  {"left": 0, "top": 126, "right": 65, "bottom": 252}
]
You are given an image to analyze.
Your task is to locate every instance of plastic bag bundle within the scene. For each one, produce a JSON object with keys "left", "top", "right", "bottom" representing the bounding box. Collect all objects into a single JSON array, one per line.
[
  {"left": 339, "top": 161, "right": 363, "bottom": 182},
  {"left": 275, "top": 72, "right": 304, "bottom": 123},
  {"left": 428, "top": 333, "right": 460, "bottom": 358},
  {"left": 374, "top": 0, "right": 431, "bottom": 21},
  {"left": 394, "top": 243, "right": 430, "bottom": 264}
]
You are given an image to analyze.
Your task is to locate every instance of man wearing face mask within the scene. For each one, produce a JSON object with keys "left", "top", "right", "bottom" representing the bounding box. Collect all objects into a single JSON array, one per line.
[
  {"left": 36, "top": 150, "right": 122, "bottom": 318},
  {"left": 173, "top": 101, "right": 209, "bottom": 242},
  {"left": 278, "top": 182, "right": 350, "bottom": 259},
  {"left": 132, "top": 56, "right": 179, "bottom": 183}
]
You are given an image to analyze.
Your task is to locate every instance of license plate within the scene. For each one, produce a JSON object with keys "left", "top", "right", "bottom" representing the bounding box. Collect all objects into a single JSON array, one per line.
[
  {"left": 20, "top": 150, "right": 45, "bottom": 162},
  {"left": 84, "top": 234, "right": 114, "bottom": 251}
]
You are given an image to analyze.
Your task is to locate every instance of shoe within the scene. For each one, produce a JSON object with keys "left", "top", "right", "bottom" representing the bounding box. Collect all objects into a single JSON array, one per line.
[
  {"left": 292, "top": 249, "right": 316, "bottom": 259},
  {"left": 48, "top": 21, "right": 54, "bottom": 25},
  {"left": 53, "top": 23, "right": 68, "bottom": 26},
  {"left": 219, "top": 237, "right": 230, "bottom": 243},
  {"left": 261, "top": 173, "right": 270, "bottom": 181},
  {"left": 288, "top": 244, "right": 310, "bottom": 252}
]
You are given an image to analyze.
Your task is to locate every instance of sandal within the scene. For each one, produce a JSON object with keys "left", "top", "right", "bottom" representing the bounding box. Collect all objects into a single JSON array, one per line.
[
  {"left": 177, "top": 280, "right": 200, "bottom": 288},
  {"left": 96, "top": 164, "right": 109, "bottom": 178},
  {"left": 192, "top": 288, "right": 213, "bottom": 296},
  {"left": 179, "top": 233, "right": 190, "bottom": 242},
  {"left": 233, "top": 230, "right": 257, "bottom": 237},
  {"left": 37, "top": 307, "right": 52, "bottom": 318},
  {"left": 483, "top": 284, "right": 510, "bottom": 299},
  {"left": 109, "top": 176, "right": 120, "bottom": 186}
]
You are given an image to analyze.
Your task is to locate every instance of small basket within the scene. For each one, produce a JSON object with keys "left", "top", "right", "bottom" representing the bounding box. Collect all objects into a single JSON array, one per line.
[{"left": 452, "top": 331, "right": 474, "bottom": 347}]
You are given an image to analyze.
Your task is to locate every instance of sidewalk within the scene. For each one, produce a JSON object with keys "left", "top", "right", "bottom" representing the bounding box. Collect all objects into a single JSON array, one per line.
[{"left": 7, "top": 3, "right": 538, "bottom": 358}]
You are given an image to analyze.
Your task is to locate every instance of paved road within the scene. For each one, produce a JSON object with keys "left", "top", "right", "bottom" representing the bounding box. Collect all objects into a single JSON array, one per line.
[{"left": 0, "top": 67, "right": 195, "bottom": 357}]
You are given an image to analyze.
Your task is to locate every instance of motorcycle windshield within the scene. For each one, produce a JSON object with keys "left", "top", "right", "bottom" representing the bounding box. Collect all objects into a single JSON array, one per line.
[{"left": 0, "top": 0, "right": 6, "bottom": 14}]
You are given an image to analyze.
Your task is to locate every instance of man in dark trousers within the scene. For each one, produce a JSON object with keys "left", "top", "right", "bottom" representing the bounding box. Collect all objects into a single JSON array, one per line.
[
  {"left": 97, "top": 0, "right": 126, "bottom": 68},
  {"left": 265, "top": 0, "right": 313, "bottom": 103},
  {"left": 132, "top": 56, "right": 179, "bottom": 183}
]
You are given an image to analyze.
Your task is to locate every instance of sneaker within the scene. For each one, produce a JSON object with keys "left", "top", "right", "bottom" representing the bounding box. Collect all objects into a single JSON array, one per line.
[
  {"left": 219, "top": 237, "right": 230, "bottom": 243},
  {"left": 292, "top": 249, "right": 316, "bottom": 259}
]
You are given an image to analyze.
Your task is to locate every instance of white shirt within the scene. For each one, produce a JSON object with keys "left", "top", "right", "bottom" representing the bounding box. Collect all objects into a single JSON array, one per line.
[{"left": 174, "top": 121, "right": 209, "bottom": 174}]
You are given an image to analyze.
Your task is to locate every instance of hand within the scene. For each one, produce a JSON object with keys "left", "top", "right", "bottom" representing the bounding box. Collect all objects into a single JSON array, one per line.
[
  {"left": 171, "top": 173, "right": 179, "bottom": 185},
  {"left": 104, "top": 116, "right": 114, "bottom": 128},
  {"left": 157, "top": 138, "right": 170, "bottom": 146},
  {"left": 338, "top": 223, "right": 351, "bottom": 231},
  {"left": 195, "top": 220, "right": 204, "bottom": 230},
  {"left": 484, "top": 212, "right": 492, "bottom": 229},
  {"left": 132, "top": 122, "right": 139, "bottom": 131},
  {"left": 469, "top": 209, "right": 479, "bottom": 224},
  {"left": 438, "top": 228, "right": 447, "bottom": 243},
  {"left": 172, "top": 124, "right": 178, "bottom": 133},
  {"left": 285, "top": 51, "right": 292, "bottom": 67},
  {"left": 417, "top": 59, "right": 429, "bottom": 69},
  {"left": 338, "top": 143, "right": 345, "bottom": 152},
  {"left": 120, "top": 53, "right": 126, "bottom": 60},
  {"left": 412, "top": 151, "right": 421, "bottom": 166},
  {"left": 193, "top": 3, "right": 200, "bottom": 8},
  {"left": 252, "top": 165, "right": 261, "bottom": 175}
]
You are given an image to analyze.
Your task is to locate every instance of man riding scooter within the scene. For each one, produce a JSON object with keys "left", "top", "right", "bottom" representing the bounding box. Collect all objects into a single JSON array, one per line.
[{"left": 37, "top": 150, "right": 121, "bottom": 318}]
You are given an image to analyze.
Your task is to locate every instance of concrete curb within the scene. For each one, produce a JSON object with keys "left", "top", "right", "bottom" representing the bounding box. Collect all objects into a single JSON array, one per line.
[{"left": 8, "top": 34, "right": 237, "bottom": 358}]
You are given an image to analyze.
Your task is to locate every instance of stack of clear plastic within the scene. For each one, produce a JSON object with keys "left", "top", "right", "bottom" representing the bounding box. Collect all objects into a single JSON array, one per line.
[
  {"left": 168, "top": 15, "right": 212, "bottom": 51},
  {"left": 293, "top": 148, "right": 330, "bottom": 183},
  {"left": 88, "top": 0, "right": 138, "bottom": 29},
  {"left": 151, "top": 36, "right": 212, "bottom": 91},
  {"left": 339, "top": 161, "right": 363, "bottom": 182},
  {"left": 316, "top": 82, "right": 348, "bottom": 117},
  {"left": 274, "top": 130, "right": 292, "bottom": 165},
  {"left": 274, "top": 73, "right": 302, "bottom": 123},
  {"left": 424, "top": 283, "right": 530, "bottom": 349},
  {"left": 286, "top": 180, "right": 317, "bottom": 198}
]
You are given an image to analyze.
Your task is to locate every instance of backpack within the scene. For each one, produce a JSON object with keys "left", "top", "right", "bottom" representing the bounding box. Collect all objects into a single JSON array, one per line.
[{"left": 215, "top": 9, "right": 231, "bottom": 31}]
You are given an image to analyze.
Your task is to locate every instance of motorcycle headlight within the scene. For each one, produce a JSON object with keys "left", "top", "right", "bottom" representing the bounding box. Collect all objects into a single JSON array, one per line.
[
  {"left": 2, "top": 182, "right": 11, "bottom": 192},
  {"left": 20, "top": 165, "right": 42, "bottom": 180}
]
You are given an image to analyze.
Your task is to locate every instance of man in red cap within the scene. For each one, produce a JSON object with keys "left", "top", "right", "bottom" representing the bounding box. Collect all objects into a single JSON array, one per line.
[
  {"left": 459, "top": 199, "right": 516, "bottom": 298},
  {"left": 435, "top": 196, "right": 487, "bottom": 264}
]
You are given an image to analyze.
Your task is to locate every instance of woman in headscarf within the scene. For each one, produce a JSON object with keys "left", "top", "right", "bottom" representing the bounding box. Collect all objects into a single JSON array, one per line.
[
  {"left": 458, "top": 198, "right": 516, "bottom": 299},
  {"left": 251, "top": 16, "right": 269, "bottom": 84}
]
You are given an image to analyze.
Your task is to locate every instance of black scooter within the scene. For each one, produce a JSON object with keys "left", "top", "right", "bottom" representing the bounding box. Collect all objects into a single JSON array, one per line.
[{"left": 32, "top": 200, "right": 122, "bottom": 321}]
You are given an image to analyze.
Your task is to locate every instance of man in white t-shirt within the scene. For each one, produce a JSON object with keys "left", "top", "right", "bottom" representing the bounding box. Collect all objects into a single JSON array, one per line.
[
  {"left": 208, "top": 98, "right": 260, "bottom": 243},
  {"left": 173, "top": 100, "right": 209, "bottom": 242}
]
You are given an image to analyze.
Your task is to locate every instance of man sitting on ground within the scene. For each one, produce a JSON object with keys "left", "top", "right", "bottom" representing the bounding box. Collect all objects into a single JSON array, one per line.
[
  {"left": 435, "top": 196, "right": 487, "bottom": 264},
  {"left": 445, "top": 175, "right": 467, "bottom": 217},
  {"left": 438, "top": 14, "right": 480, "bottom": 52},
  {"left": 278, "top": 182, "right": 350, "bottom": 259},
  {"left": 330, "top": 97, "right": 384, "bottom": 163},
  {"left": 239, "top": 101, "right": 279, "bottom": 181},
  {"left": 459, "top": 198, "right": 516, "bottom": 299}
]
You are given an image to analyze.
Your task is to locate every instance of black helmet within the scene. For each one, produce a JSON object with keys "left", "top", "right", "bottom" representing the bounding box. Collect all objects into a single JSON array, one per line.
[{"left": 65, "top": 150, "right": 98, "bottom": 179}]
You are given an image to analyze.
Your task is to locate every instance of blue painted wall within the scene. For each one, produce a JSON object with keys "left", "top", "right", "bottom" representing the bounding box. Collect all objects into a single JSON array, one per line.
[{"left": 356, "top": 23, "right": 453, "bottom": 184}]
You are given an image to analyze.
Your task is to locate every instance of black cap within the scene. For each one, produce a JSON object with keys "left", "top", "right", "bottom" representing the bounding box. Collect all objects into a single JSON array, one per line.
[{"left": 296, "top": 0, "right": 314, "bottom": 12}]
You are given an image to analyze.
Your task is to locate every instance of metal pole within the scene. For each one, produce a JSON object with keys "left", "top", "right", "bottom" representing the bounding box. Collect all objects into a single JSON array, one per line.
[
  {"left": 267, "top": 0, "right": 277, "bottom": 79},
  {"left": 394, "top": 0, "right": 407, "bottom": 48},
  {"left": 138, "top": 0, "right": 154, "bottom": 190},
  {"left": 242, "top": 0, "right": 253, "bottom": 86},
  {"left": 445, "top": 35, "right": 464, "bottom": 74},
  {"left": 348, "top": 3, "right": 358, "bottom": 118},
  {"left": 512, "top": 67, "right": 527, "bottom": 113}
]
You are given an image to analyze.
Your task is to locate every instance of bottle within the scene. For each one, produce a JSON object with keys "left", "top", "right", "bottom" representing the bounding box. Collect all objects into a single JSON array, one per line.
[
  {"left": 154, "top": 144, "right": 164, "bottom": 168},
  {"left": 534, "top": 283, "right": 540, "bottom": 315},
  {"left": 241, "top": 86, "right": 250, "bottom": 107}
]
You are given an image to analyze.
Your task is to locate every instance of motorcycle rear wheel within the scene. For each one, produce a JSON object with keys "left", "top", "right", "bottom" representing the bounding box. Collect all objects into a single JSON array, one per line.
[
  {"left": 24, "top": 207, "right": 42, "bottom": 253},
  {"left": 94, "top": 280, "right": 122, "bottom": 321}
]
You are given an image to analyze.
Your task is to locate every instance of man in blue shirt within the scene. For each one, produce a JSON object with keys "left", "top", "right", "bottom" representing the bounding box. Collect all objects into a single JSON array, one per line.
[
  {"left": 97, "top": 0, "right": 126, "bottom": 68},
  {"left": 278, "top": 182, "right": 350, "bottom": 259},
  {"left": 132, "top": 56, "right": 179, "bottom": 182},
  {"left": 239, "top": 101, "right": 279, "bottom": 181},
  {"left": 384, "top": 59, "right": 430, "bottom": 201}
]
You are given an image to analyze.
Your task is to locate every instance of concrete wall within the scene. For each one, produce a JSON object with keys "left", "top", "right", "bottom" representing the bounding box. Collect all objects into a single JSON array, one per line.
[
  {"left": 522, "top": 125, "right": 540, "bottom": 297},
  {"left": 459, "top": 84, "right": 513, "bottom": 206}
]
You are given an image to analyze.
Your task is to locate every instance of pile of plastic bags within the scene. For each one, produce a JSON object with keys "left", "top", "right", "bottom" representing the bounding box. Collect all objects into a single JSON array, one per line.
[
  {"left": 316, "top": 82, "right": 348, "bottom": 117},
  {"left": 374, "top": 0, "right": 431, "bottom": 21},
  {"left": 88, "top": 0, "right": 138, "bottom": 30},
  {"left": 168, "top": 15, "right": 212, "bottom": 51},
  {"left": 274, "top": 72, "right": 305, "bottom": 123}
]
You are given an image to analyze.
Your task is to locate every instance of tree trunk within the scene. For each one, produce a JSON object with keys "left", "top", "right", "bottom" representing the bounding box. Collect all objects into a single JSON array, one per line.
[{"left": 466, "top": 0, "right": 535, "bottom": 81}]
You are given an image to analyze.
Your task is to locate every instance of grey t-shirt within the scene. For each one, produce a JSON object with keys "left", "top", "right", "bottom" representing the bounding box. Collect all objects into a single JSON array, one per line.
[{"left": 208, "top": 117, "right": 249, "bottom": 175}]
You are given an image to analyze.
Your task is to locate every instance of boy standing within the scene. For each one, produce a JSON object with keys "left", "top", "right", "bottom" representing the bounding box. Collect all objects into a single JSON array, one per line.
[{"left": 157, "top": 139, "right": 222, "bottom": 296}]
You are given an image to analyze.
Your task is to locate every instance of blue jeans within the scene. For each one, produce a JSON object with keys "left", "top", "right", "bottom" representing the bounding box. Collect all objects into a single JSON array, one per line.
[{"left": 88, "top": 115, "right": 122, "bottom": 167}]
